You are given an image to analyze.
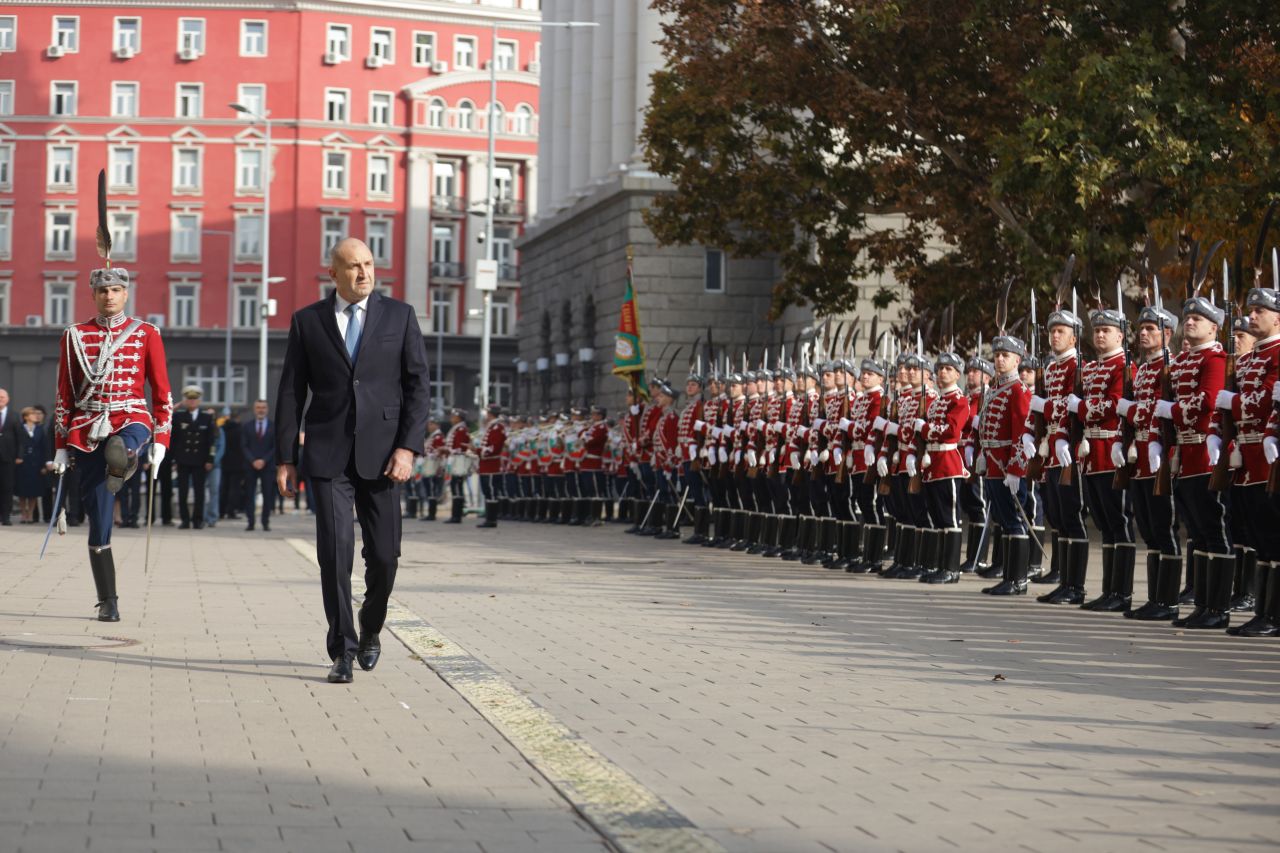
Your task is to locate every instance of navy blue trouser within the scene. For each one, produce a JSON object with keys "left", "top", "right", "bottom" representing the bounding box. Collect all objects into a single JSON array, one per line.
[{"left": 75, "top": 423, "right": 150, "bottom": 548}]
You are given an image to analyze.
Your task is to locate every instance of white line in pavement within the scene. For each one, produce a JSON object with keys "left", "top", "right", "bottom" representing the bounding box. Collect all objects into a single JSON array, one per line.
[{"left": 285, "top": 538, "right": 724, "bottom": 853}]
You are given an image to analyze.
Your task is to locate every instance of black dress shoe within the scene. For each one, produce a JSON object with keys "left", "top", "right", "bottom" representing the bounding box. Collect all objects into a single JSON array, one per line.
[
  {"left": 193, "top": 521, "right": 204, "bottom": 530},
  {"left": 262, "top": 520, "right": 270, "bottom": 531},
  {"left": 327, "top": 653, "right": 355, "bottom": 683},
  {"left": 357, "top": 633, "right": 381, "bottom": 671},
  {"left": 245, "top": 523, "right": 255, "bottom": 531},
  {"left": 179, "top": 522, "right": 190, "bottom": 530}
]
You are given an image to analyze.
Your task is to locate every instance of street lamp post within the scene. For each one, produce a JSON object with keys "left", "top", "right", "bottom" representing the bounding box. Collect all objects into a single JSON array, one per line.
[
  {"left": 229, "top": 102, "right": 272, "bottom": 401},
  {"left": 201, "top": 229, "right": 234, "bottom": 407}
]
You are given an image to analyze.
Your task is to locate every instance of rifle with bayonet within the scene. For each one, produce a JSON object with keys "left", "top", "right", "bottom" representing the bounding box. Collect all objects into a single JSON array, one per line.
[{"left": 1113, "top": 276, "right": 1136, "bottom": 490}]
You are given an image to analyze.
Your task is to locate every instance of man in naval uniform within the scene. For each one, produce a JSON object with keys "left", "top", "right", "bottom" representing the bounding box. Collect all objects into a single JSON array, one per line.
[{"left": 171, "top": 386, "right": 216, "bottom": 529}]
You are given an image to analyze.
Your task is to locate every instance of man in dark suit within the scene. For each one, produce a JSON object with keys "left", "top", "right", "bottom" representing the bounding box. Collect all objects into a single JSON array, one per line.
[
  {"left": 172, "top": 386, "right": 217, "bottom": 529},
  {"left": 276, "top": 238, "right": 430, "bottom": 684},
  {"left": 220, "top": 410, "right": 244, "bottom": 520},
  {"left": 242, "top": 399, "right": 276, "bottom": 531},
  {"left": 0, "top": 388, "right": 16, "bottom": 525}
]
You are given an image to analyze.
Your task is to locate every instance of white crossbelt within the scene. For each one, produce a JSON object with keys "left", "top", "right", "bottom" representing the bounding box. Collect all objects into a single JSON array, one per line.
[
  {"left": 1177, "top": 430, "right": 1205, "bottom": 445},
  {"left": 1082, "top": 428, "right": 1119, "bottom": 439},
  {"left": 980, "top": 439, "right": 1012, "bottom": 449},
  {"left": 926, "top": 443, "right": 959, "bottom": 452}
]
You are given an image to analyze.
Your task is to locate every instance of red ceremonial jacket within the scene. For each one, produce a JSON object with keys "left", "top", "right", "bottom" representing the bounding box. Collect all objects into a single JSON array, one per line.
[
  {"left": 677, "top": 398, "right": 705, "bottom": 464},
  {"left": 848, "top": 386, "right": 883, "bottom": 475},
  {"left": 477, "top": 420, "right": 506, "bottom": 474},
  {"left": 579, "top": 420, "right": 610, "bottom": 471},
  {"left": 980, "top": 372, "right": 1030, "bottom": 479},
  {"left": 1220, "top": 334, "right": 1280, "bottom": 486},
  {"left": 1020, "top": 349, "right": 1077, "bottom": 471},
  {"left": 921, "top": 386, "right": 970, "bottom": 482},
  {"left": 1072, "top": 350, "right": 1126, "bottom": 475},
  {"left": 1167, "top": 341, "right": 1225, "bottom": 478},
  {"left": 1126, "top": 356, "right": 1164, "bottom": 480},
  {"left": 444, "top": 421, "right": 472, "bottom": 455}
]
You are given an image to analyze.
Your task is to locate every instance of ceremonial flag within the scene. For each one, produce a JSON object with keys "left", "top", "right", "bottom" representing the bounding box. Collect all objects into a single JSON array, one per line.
[{"left": 612, "top": 254, "right": 648, "bottom": 398}]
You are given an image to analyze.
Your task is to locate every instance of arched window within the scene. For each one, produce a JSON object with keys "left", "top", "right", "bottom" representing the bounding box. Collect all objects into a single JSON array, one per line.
[
  {"left": 456, "top": 99, "right": 474, "bottom": 131},
  {"left": 513, "top": 104, "right": 534, "bottom": 135},
  {"left": 427, "top": 97, "right": 445, "bottom": 129},
  {"left": 487, "top": 100, "right": 505, "bottom": 133}
]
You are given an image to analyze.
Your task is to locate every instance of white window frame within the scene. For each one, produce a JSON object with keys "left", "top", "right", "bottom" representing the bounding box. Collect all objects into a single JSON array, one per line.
[
  {"left": 0, "top": 16, "right": 16, "bottom": 53},
  {"left": 176, "top": 82, "right": 203, "bottom": 119},
  {"left": 111, "top": 81, "right": 139, "bottom": 118},
  {"left": 170, "top": 281, "right": 200, "bottom": 328},
  {"left": 455, "top": 99, "right": 474, "bottom": 131},
  {"left": 490, "top": 290, "right": 513, "bottom": 337},
  {"left": 234, "top": 284, "right": 258, "bottom": 329},
  {"left": 367, "top": 152, "right": 393, "bottom": 200},
  {"left": 235, "top": 147, "right": 264, "bottom": 193},
  {"left": 0, "top": 278, "right": 9, "bottom": 325},
  {"left": 454, "top": 36, "right": 475, "bottom": 70},
  {"left": 240, "top": 19, "right": 267, "bottom": 57},
  {"left": 513, "top": 104, "right": 534, "bottom": 136},
  {"left": 51, "top": 80, "right": 77, "bottom": 116},
  {"left": 0, "top": 143, "right": 12, "bottom": 192},
  {"left": 45, "top": 210, "right": 75, "bottom": 260},
  {"left": 370, "top": 27, "right": 394, "bottom": 63},
  {"left": 234, "top": 213, "right": 263, "bottom": 261},
  {"left": 369, "top": 91, "right": 393, "bottom": 126},
  {"left": 236, "top": 83, "right": 266, "bottom": 119},
  {"left": 0, "top": 80, "right": 12, "bottom": 116},
  {"left": 170, "top": 212, "right": 201, "bottom": 262},
  {"left": 427, "top": 97, "right": 445, "bottom": 128},
  {"left": 46, "top": 281, "right": 73, "bottom": 326},
  {"left": 52, "top": 17, "right": 79, "bottom": 52},
  {"left": 324, "top": 88, "right": 349, "bottom": 123},
  {"left": 432, "top": 160, "right": 457, "bottom": 207},
  {"left": 173, "top": 147, "right": 202, "bottom": 193},
  {"left": 113, "top": 17, "right": 141, "bottom": 52},
  {"left": 183, "top": 364, "right": 248, "bottom": 406},
  {"left": 323, "top": 149, "right": 349, "bottom": 196},
  {"left": 178, "top": 18, "right": 206, "bottom": 54},
  {"left": 366, "top": 218, "right": 391, "bottom": 264},
  {"left": 326, "top": 24, "right": 351, "bottom": 61},
  {"left": 412, "top": 31, "right": 435, "bottom": 66},
  {"left": 47, "top": 144, "right": 76, "bottom": 190},
  {"left": 321, "top": 215, "right": 348, "bottom": 262},
  {"left": 108, "top": 145, "right": 137, "bottom": 191},
  {"left": 0, "top": 209, "right": 12, "bottom": 260},
  {"left": 495, "top": 39, "right": 517, "bottom": 72},
  {"left": 430, "top": 286, "right": 456, "bottom": 334},
  {"left": 431, "top": 223, "right": 456, "bottom": 268},
  {"left": 109, "top": 210, "right": 136, "bottom": 261}
]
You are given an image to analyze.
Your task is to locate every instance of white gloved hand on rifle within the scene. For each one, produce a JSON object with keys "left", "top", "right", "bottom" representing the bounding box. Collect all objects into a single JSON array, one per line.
[
  {"left": 1054, "top": 438, "right": 1072, "bottom": 467},
  {"left": 745, "top": 449, "right": 757, "bottom": 468},
  {"left": 833, "top": 447, "right": 843, "bottom": 468},
  {"left": 149, "top": 443, "right": 165, "bottom": 466},
  {"left": 905, "top": 454, "right": 918, "bottom": 477},
  {"left": 1110, "top": 442, "right": 1125, "bottom": 469},
  {"left": 1148, "top": 441, "right": 1163, "bottom": 473},
  {"left": 51, "top": 448, "right": 69, "bottom": 475},
  {"left": 1206, "top": 434, "right": 1222, "bottom": 467},
  {"left": 876, "top": 456, "right": 889, "bottom": 478},
  {"left": 1265, "top": 436, "right": 1280, "bottom": 466},
  {"left": 864, "top": 445, "right": 876, "bottom": 467}
]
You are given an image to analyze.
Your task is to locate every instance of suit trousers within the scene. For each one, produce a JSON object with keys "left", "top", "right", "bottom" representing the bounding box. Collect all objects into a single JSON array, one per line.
[
  {"left": 309, "top": 455, "right": 402, "bottom": 661},
  {"left": 176, "top": 464, "right": 206, "bottom": 525},
  {"left": 244, "top": 466, "right": 275, "bottom": 525}
]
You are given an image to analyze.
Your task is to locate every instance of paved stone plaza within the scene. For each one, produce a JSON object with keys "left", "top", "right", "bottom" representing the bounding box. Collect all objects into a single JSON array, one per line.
[{"left": 1, "top": 514, "right": 1277, "bottom": 853}]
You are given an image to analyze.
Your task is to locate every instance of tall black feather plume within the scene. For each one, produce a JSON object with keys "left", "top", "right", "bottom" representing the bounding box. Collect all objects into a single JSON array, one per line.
[
  {"left": 95, "top": 169, "right": 112, "bottom": 266},
  {"left": 1055, "top": 254, "right": 1076, "bottom": 309},
  {"left": 1185, "top": 241, "right": 1201, "bottom": 301},
  {"left": 1254, "top": 202, "right": 1277, "bottom": 284},
  {"left": 1194, "top": 239, "right": 1225, "bottom": 294}
]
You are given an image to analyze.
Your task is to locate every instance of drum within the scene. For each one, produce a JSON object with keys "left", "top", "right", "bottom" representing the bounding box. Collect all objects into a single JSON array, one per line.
[
  {"left": 449, "top": 454, "right": 476, "bottom": 477},
  {"left": 423, "top": 456, "right": 441, "bottom": 477}
]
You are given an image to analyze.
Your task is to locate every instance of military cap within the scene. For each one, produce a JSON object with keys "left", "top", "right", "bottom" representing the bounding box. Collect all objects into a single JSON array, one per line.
[
  {"left": 934, "top": 352, "right": 965, "bottom": 373},
  {"left": 777, "top": 367, "right": 796, "bottom": 381},
  {"left": 590, "top": 405, "right": 607, "bottom": 417},
  {"left": 1233, "top": 315, "right": 1254, "bottom": 335},
  {"left": 486, "top": 403, "right": 502, "bottom": 416},
  {"left": 1136, "top": 305, "right": 1178, "bottom": 329},
  {"left": 1246, "top": 287, "right": 1280, "bottom": 313},
  {"left": 90, "top": 268, "right": 130, "bottom": 290},
  {"left": 727, "top": 372, "right": 745, "bottom": 385},
  {"left": 903, "top": 353, "right": 925, "bottom": 370},
  {"left": 860, "top": 357, "right": 886, "bottom": 377},
  {"left": 1047, "top": 308, "right": 1083, "bottom": 333},
  {"left": 1182, "top": 295, "right": 1224, "bottom": 326},
  {"left": 1089, "top": 308, "right": 1125, "bottom": 329},
  {"left": 966, "top": 356, "right": 996, "bottom": 376},
  {"left": 686, "top": 365, "right": 705, "bottom": 386},
  {"left": 992, "top": 335, "right": 1027, "bottom": 358},
  {"left": 1020, "top": 355, "right": 1040, "bottom": 371},
  {"left": 182, "top": 385, "right": 203, "bottom": 399}
]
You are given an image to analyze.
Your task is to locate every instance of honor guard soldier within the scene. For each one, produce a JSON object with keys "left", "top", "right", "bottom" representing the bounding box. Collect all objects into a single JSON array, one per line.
[
  {"left": 914, "top": 352, "right": 971, "bottom": 584},
  {"left": 577, "top": 406, "right": 610, "bottom": 525},
  {"left": 677, "top": 367, "right": 710, "bottom": 543},
  {"left": 476, "top": 403, "right": 506, "bottom": 529},
  {"left": 51, "top": 265, "right": 173, "bottom": 622},
  {"left": 978, "top": 335, "right": 1032, "bottom": 595},
  {"left": 171, "top": 386, "right": 217, "bottom": 529},
  {"left": 958, "top": 355, "right": 993, "bottom": 572},
  {"left": 443, "top": 408, "right": 473, "bottom": 523},
  {"left": 652, "top": 380, "right": 683, "bottom": 539},
  {"left": 845, "top": 357, "right": 886, "bottom": 572},
  {"left": 421, "top": 416, "right": 446, "bottom": 521}
]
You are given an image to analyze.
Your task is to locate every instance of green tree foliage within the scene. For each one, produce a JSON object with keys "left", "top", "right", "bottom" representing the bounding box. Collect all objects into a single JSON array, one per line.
[{"left": 641, "top": 0, "right": 1280, "bottom": 339}]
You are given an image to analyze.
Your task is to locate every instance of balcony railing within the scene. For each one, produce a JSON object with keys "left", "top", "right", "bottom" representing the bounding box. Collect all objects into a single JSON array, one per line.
[
  {"left": 430, "top": 261, "right": 464, "bottom": 279},
  {"left": 493, "top": 198, "right": 525, "bottom": 219},
  {"left": 430, "top": 196, "right": 466, "bottom": 216},
  {"left": 499, "top": 263, "right": 519, "bottom": 281}
]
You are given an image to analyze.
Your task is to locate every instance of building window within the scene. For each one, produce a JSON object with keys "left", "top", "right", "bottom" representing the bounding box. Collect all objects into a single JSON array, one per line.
[
  {"left": 369, "top": 91, "right": 393, "bottom": 126},
  {"left": 0, "top": 144, "right": 12, "bottom": 190},
  {"left": 325, "top": 88, "right": 348, "bottom": 123},
  {"left": 234, "top": 285, "right": 258, "bottom": 328},
  {"left": 323, "top": 150, "right": 348, "bottom": 194},
  {"left": 456, "top": 100, "right": 474, "bottom": 131},
  {"left": 111, "top": 82, "right": 138, "bottom": 117},
  {"left": 495, "top": 40, "right": 516, "bottom": 71},
  {"left": 489, "top": 373, "right": 512, "bottom": 409},
  {"left": 368, "top": 153, "right": 392, "bottom": 198},
  {"left": 183, "top": 364, "right": 248, "bottom": 406},
  {"left": 171, "top": 213, "right": 200, "bottom": 261},
  {"left": 370, "top": 28, "right": 393, "bottom": 63},
  {"left": 170, "top": 283, "right": 198, "bottom": 327},
  {"left": 487, "top": 102, "right": 505, "bottom": 134},
  {"left": 326, "top": 24, "right": 350, "bottom": 60},
  {"left": 174, "top": 148, "right": 201, "bottom": 192},
  {"left": 432, "top": 160, "right": 456, "bottom": 200},
  {"left": 366, "top": 218, "right": 391, "bottom": 264},
  {"left": 110, "top": 211, "right": 136, "bottom": 260},
  {"left": 427, "top": 98, "right": 445, "bottom": 128},
  {"left": 48, "top": 145, "right": 75, "bottom": 189},
  {"left": 109, "top": 146, "right": 136, "bottom": 190},
  {"left": 46, "top": 282, "right": 72, "bottom": 326},
  {"left": 53, "top": 17, "right": 79, "bottom": 52},
  {"left": 0, "top": 81, "right": 12, "bottom": 116},
  {"left": 0, "top": 209, "right": 12, "bottom": 260},
  {"left": 492, "top": 165, "right": 515, "bottom": 203},
  {"left": 431, "top": 225, "right": 456, "bottom": 271},
  {"left": 430, "top": 286, "right": 456, "bottom": 334},
  {"left": 490, "top": 291, "right": 513, "bottom": 337},
  {"left": 176, "top": 83, "right": 202, "bottom": 118},
  {"left": 430, "top": 378, "right": 454, "bottom": 409},
  {"left": 241, "top": 20, "right": 267, "bottom": 56},
  {"left": 494, "top": 226, "right": 516, "bottom": 279},
  {"left": 114, "top": 18, "right": 141, "bottom": 52},
  {"left": 454, "top": 36, "right": 475, "bottom": 70},
  {"left": 321, "top": 216, "right": 347, "bottom": 261},
  {"left": 413, "top": 32, "right": 435, "bottom": 66},
  {"left": 0, "top": 17, "right": 15, "bottom": 52},
  {"left": 236, "top": 148, "right": 263, "bottom": 192},
  {"left": 237, "top": 84, "right": 265, "bottom": 118},
  {"left": 704, "top": 248, "right": 726, "bottom": 293},
  {"left": 46, "top": 212, "right": 75, "bottom": 259},
  {"left": 51, "top": 81, "right": 76, "bottom": 116},
  {"left": 513, "top": 105, "right": 533, "bottom": 135},
  {"left": 235, "top": 214, "right": 262, "bottom": 261},
  {"left": 179, "top": 18, "right": 205, "bottom": 54}
]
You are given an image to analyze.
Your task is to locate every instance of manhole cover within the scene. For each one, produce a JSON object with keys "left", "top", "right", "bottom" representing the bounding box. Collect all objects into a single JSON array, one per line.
[{"left": 0, "top": 634, "right": 139, "bottom": 650}]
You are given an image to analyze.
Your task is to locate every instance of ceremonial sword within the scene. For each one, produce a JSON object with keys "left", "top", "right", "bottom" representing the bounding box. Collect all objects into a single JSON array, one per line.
[{"left": 38, "top": 472, "right": 67, "bottom": 559}]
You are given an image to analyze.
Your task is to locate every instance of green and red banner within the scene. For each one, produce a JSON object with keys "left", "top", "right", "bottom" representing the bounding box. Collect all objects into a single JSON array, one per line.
[{"left": 612, "top": 260, "right": 647, "bottom": 397}]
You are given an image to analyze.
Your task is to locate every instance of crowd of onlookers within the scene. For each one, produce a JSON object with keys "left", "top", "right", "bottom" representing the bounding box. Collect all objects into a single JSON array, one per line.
[{"left": 0, "top": 386, "right": 312, "bottom": 530}]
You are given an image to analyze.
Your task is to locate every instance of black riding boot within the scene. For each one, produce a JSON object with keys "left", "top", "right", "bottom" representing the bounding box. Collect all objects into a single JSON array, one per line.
[
  {"left": 783, "top": 517, "right": 809, "bottom": 561},
  {"left": 477, "top": 500, "right": 498, "bottom": 529},
  {"left": 976, "top": 529, "right": 1004, "bottom": 579},
  {"left": 775, "top": 515, "right": 798, "bottom": 559},
  {"left": 1127, "top": 553, "right": 1182, "bottom": 621},
  {"left": 753, "top": 515, "right": 778, "bottom": 556},
  {"left": 444, "top": 496, "right": 464, "bottom": 523},
  {"left": 923, "top": 528, "right": 963, "bottom": 584},
  {"left": 984, "top": 534, "right": 1030, "bottom": 595},
  {"left": 1038, "top": 538, "right": 1085, "bottom": 604},
  {"left": 1178, "top": 548, "right": 1196, "bottom": 605},
  {"left": 916, "top": 529, "right": 943, "bottom": 582},
  {"left": 808, "top": 518, "right": 837, "bottom": 566},
  {"left": 1230, "top": 563, "right": 1280, "bottom": 637},
  {"left": 882, "top": 526, "right": 913, "bottom": 578},
  {"left": 1173, "top": 552, "right": 1210, "bottom": 627},
  {"left": 684, "top": 506, "right": 709, "bottom": 545},
  {"left": 1081, "top": 544, "right": 1114, "bottom": 611},
  {"left": 1184, "top": 553, "right": 1233, "bottom": 630},
  {"left": 848, "top": 523, "right": 878, "bottom": 573},
  {"left": 960, "top": 520, "right": 989, "bottom": 573},
  {"left": 1231, "top": 548, "right": 1258, "bottom": 612},
  {"left": 1031, "top": 530, "right": 1058, "bottom": 584},
  {"left": 424, "top": 499, "right": 438, "bottom": 521},
  {"left": 89, "top": 546, "right": 120, "bottom": 622}
]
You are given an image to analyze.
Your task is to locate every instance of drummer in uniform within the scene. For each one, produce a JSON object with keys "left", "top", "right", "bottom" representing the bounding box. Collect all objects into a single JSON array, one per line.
[
  {"left": 476, "top": 403, "right": 506, "bottom": 529},
  {"left": 443, "top": 407, "right": 473, "bottom": 523},
  {"left": 420, "top": 416, "right": 446, "bottom": 521}
]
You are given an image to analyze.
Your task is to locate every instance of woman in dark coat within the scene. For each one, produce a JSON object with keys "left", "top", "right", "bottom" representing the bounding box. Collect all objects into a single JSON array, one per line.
[{"left": 15, "top": 407, "right": 47, "bottom": 523}]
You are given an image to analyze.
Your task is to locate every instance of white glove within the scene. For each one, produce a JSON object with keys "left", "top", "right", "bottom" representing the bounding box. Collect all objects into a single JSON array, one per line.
[
  {"left": 1265, "top": 436, "right": 1280, "bottom": 465},
  {"left": 1116, "top": 398, "right": 1133, "bottom": 417},
  {"left": 813, "top": 418, "right": 826, "bottom": 430},
  {"left": 964, "top": 446, "right": 974, "bottom": 467},
  {"left": 148, "top": 443, "right": 165, "bottom": 466},
  {"left": 722, "top": 425, "right": 735, "bottom": 437},
  {"left": 1004, "top": 473, "right": 1021, "bottom": 494},
  {"left": 629, "top": 404, "right": 640, "bottom": 415},
  {"left": 876, "top": 456, "right": 889, "bottom": 478},
  {"left": 1110, "top": 443, "right": 1125, "bottom": 468},
  {"left": 687, "top": 444, "right": 697, "bottom": 461},
  {"left": 912, "top": 418, "right": 926, "bottom": 432},
  {"left": 872, "top": 416, "right": 888, "bottom": 432},
  {"left": 694, "top": 419, "right": 706, "bottom": 431},
  {"left": 745, "top": 449, "right": 757, "bottom": 468},
  {"left": 905, "top": 454, "right": 918, "bottom": 477},
  {"left": 1215, "top": 390, "right": 1237, "bottom": 411},
  {"left": 886, "top": 423, "right": 899, "bottom": 436},
  {"left": 1029, "top": 395, "right": 1047, "bottom": 414},
  {"left": 864, "top": 445, "right": 875, "bottom": 467},
  {"left": 838, "top": 418, "right": 851, "bottom": 431},
  {"left": 1065, "top": 393, "right": 1083, "bottom": 412},
  {"left": 819, "top": 449, "right": 830, "bottom": 463},
  {"left": 796, "top": 425, "right": 808, "bottom": 438},
  {"left": 1020, "top": 433, "right": 1036, "bottom": 458},
  {"left": 833, "top": 447, "right": 843, "bottom": 467},
  {"left": 1054, "top": 439, "right": 1072, "bottom": 467},
  {"left": 1154, "top": 400, "right": 1174, "bottom": 420},
  {"left": 773, "top": 421, "right": 785, "bottom": 433},
  {"left": 1274, "top": 382, "right": 1280, "bottom": 403},
  {"left": 767, "top": 449, "right": 776, "bottom": 464},
  {"left": 1148, "top": 441, "right": 1163, "bottom": 473},
  {"left": 1206, "top": 434, "right": 1222, "bottom": 467},
  {"left": 753, "top": 419, "right": 765, "bottom": 431},
  {"left": 733, "top": 450, "right": 742, "bottom": 466},
  {"left": 51, "top": 448, "right": 69, "bottom": 474},
  {"left": 700, "top": 447, "right": 710, "bottom": 461},
  {"left": 808, "top": 449, "right": 819, "bottom": 467},
  {"left": 717, "top": 446, "right": 728, "bottom": 464},
  {"left": 790, "top": 452, "right": 800, "bottom": 469},
  {"left": 972, "top": 414, "right": 981, "bottom": 430}
]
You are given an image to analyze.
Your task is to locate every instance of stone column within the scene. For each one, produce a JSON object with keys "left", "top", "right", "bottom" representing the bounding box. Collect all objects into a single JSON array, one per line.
[
  {"left": 632, "top": 5, "right": 664, "bottom": 166},
  {"left": 464, "top": 153, "right": 486, "bottom": 336},
  {"left": 589, "top": 0, "right": 613, "bottom": 183},
  {"left": 535, "top": 0, "right": 558, "bottom": 220},
  {"left": 524, "top": 157, "right": 538, "bottom": 222},
  {"left": 568, "top": 0, "right": 593, "bottom": 197},
  {"left": 609, "top": 1, "right": 636, "bottom": 173},
  {"left": 550, "top": 0, "right": 574, "bottom": 210},
  {"left": 405, "top": 147, "right": 434, "bottom": 323}
]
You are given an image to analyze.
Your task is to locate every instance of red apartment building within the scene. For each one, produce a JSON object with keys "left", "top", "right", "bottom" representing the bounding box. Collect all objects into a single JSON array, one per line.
[{"left": 0, "top": 0, "right": 541, "bottom": 414}]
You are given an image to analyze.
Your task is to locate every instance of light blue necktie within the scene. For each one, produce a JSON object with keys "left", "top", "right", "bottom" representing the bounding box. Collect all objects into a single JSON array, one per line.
[{"left": 344, "top": 303, "right": 362, "bottom": 360}]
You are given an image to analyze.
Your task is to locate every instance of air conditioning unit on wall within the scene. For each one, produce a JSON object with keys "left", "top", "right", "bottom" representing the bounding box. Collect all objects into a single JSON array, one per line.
[
  {"left": 46, "top": 45, "right": 66, "bottom": 58},
  {"left": 25, "top": 314, "right": 42, "bottom": 326},
  {"left": 365, "top": 55, "right": 384, "bottom": 69},
  {"left": 431, "top": 60, "right": 447, "bottom": 74},
  {"left": 114, "top": 46, "right": 135, "bottom": 59},
  {"left": 178, "top": 46, "right": 200, "bottom": 61}
]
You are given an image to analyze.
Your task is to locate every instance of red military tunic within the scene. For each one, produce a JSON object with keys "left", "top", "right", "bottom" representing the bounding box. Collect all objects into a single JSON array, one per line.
[
  {"left": 727, "top": 395, "right": 748, "bottom": 465},
  {"left": 1164, "top": 341, "right": 1225, "bottom": 478},
  {"left": 1220, "top": 334, "right": 1280, "bottom": 486},
  {"left": 921, "top": 386, "right": 970, "bottom": 482},
  {"left": 980, "top": 372, "right": 1030, "bottom": 479},
  {"left": 763, "top": 391, "right": 785, "bottom": 468},
  {"left": 822, "top": 389, "right": 845, "bottom": 475},
  {"left": 54, "top": 315, "right": 174, "bottom": 452},
  {"left": 579, "top": 420, "right": 610, "bottom": 472},
  {"left": 477, "top": 419, "right": 507, "bottom": 475},
  {"left": 656, "top": 407, "right": 680, "bottom": 473},
  {"left": 640, "top": 404, "right": 663, "bottom": 467},
  {"left": 847, "top": 386, "right": 883, "bottom": 475},
  {"left": 425, "top": 428, "right": 446, "bottom": 466},
  {"left": 962, "top": 388, "right": 984, "bottom": 469},
  {"left": 676, "top": 397, "right": 705, "bottom": 465},
  {"left": 1021, "top": 349, "right": 1077, "bottom": 471},
  {"left": 777, "top": 392, "right": 803, "bottom": 473},
  {"left": 1072, "top": 349, "right": 1125, "bottom": 475}
]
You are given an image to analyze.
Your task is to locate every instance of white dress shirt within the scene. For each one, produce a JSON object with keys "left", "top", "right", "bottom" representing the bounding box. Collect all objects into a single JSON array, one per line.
[{"left": 335, "top": 292, "right": 370, "bottom": 338}]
